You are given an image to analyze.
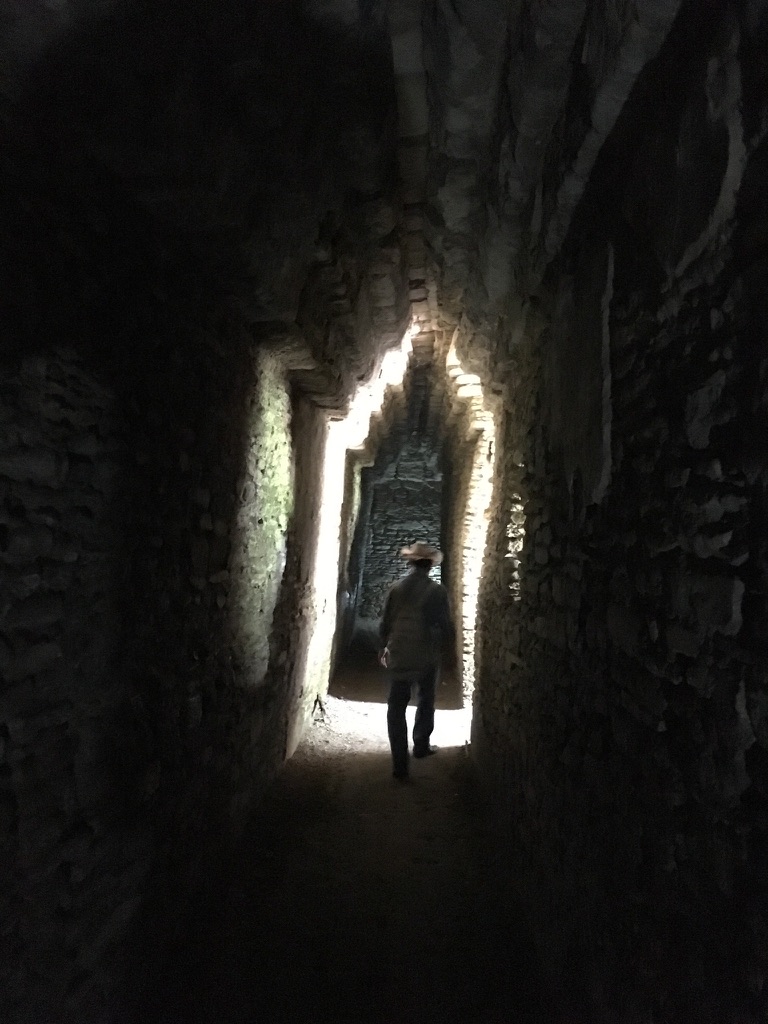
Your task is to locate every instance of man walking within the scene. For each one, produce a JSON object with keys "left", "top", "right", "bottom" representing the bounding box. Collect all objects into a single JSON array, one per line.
[{"left": 378, "top": 542, "right": 456, "bottom": 780}]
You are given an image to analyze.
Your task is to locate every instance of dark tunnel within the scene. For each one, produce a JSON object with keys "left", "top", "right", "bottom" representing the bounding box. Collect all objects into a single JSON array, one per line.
[{"left": 1, "top": 1, "right": 768, "bottom": 1021}]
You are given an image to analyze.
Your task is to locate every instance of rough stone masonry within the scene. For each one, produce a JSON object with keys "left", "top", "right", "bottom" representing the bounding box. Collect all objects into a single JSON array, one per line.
[{"left": 1, "top": 0, "right": 767, "bottom": 1022}]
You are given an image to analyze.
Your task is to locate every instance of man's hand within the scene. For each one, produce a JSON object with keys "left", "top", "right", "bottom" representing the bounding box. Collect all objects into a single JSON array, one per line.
[{"left": 378, "top": 648, "right": 389, "bottom": 668}]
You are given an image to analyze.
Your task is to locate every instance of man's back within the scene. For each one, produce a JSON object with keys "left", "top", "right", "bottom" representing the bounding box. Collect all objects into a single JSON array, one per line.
[
  {"left": 379, "top": 544, "right": 454, "bottom": 777},
  {"left": 380, "top": 571, "right": 453, "bottom": 674}
]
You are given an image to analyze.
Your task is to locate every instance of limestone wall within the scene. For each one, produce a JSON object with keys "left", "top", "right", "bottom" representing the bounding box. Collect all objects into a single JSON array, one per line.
[
  {"left": 0, "top": 351, "right": 145, "bottom": 1017},
  {"left": 443, "top": 432, "right": 480, "bottom": 699},
  {"left": 272, "top": 400, "right": 351, "bottom": 759},
  {"left": 472, "top": 117, "right": 768, "bottom": 1024},
  {"left": 357, "top": 364, "right": 445, "bottom": 620},
  {"left": 359, "top": 479, "right": 442, "bottom": 619},
  {"left": 0, "top": 335, "right": 333, "bottom": 1020},
  {"left": 0, "top": 0, "right": 411, "bottom": 1013}
]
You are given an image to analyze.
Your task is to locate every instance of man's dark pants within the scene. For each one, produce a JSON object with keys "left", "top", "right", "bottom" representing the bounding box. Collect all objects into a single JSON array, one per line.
[{"left": 387, "top": 666, "right": 437, "bottom": 774}]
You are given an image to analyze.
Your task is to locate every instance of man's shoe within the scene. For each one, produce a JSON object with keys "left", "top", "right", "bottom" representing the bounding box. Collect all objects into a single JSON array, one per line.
[
  {"left": 413, "top": 745, "right": 437, "bottom": 759},
  {"left": 392, "top": 768, "right": 409, "bottom": 781}
]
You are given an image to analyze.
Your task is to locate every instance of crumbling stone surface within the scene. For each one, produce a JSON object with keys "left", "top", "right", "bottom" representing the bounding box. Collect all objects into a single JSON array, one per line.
[
  {"left": 356, "top": 365, "right": 445, "bottom": 620},
  {"left": 227, "top": 350, "right": 295, "bottom": 685},
  {"left": 0, "top": 330, "right": 348, "bottom": 1020},
  {"left": 3, "top": 0, "right": 768, "bottom": 1021},
  {"left": 359, "top": 479, "right": 442, "bottom": 619},
  {"left": 442, "top": 430, "right": 481, "bottom": 696},
  {"left": 422, "top": 0, "right": 681, "bottom": 339},
  {"left": 467, "top": 8, "right": 768, "bottom": 1017},
  {"left": 0, "top": 2, "right": 414, "bottom": 1008},
  {"left": 0, "top": 351, "right": 153, "bottom": 1018},
  {"left": 261, "top": 393, "right": 330, "bottom": 760}
]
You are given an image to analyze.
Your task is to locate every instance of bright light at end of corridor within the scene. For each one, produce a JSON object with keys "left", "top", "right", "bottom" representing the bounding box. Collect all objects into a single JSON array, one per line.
[
  {"left": 311, "top": 696, "right": 472, "bottom": 752},
  {"left": 296, "top": 323, "right": 416, "bottom": 748}
]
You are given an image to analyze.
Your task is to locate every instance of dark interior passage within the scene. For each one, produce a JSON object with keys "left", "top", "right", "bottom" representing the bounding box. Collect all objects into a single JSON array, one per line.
[
  {"left": 139, "top": 699, "right": 552, "bottom": 1024},
  {"left": 333, "top": 358, "right": 461, "bottom": 693},
  {"left": 357, "top": 366, "right": 444, "bottom": 617},
  {"left": 2, "top": 1, "right": 768, "bottom": 1022}
]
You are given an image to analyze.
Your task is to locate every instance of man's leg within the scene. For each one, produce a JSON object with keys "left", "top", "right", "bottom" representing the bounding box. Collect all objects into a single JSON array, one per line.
[
  {"left": 387, "top": 677, "right": 411, "bottom": 777},
  {"left": 412, "top": 667, "right": 437, "bottom": 756}
]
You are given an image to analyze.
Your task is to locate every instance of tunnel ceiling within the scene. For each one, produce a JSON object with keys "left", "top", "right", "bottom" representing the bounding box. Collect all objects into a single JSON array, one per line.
[
  {"left": 0, "top": 0, "right": 688, "bottom": 409},
  {"left": 419, "top": 0, "right": 684, "bottom": 363}
]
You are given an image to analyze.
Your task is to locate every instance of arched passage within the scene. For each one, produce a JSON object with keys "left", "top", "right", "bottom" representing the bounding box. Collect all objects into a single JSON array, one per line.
[{"left": 1, "top": 1, "right": 768, "bottom": 1022}]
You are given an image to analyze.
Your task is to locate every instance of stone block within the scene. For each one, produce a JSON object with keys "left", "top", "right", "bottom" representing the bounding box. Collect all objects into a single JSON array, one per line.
[
  {"left": 0, "top": 569, "right": 42, "bottom": 601},
  {"left": 66, "top": 432, "right": 103, "bottom": 457},
  {"left": 0, "top": 449, "right": 68, "bottom": 488},
  {"left": 190, "top": 536, "right": 209, "bottom": 575},
  {"left": 395, "top": 73, "right": 429, "bottom": 137},
  {"left": 534, "top": 545, "right": 549, "bottom": 565},
  {"left": 746, "top": 689, "right": 768, "bottom": 749},
  {"left": 397, "top": 142, "right": 427, "bottom": 191},
  {"left": 692, "top": 530, "right": 732, "bottom": 558},
  {"left": 670, "top": 572, "right": 744, "bottom": 637},
  {"left": 666, "top": 622, "right": 702, "bottom": 659},
  {"left": 685, "top": 371, "right": 727, "bottom": 449},
  {"left": 1, "top": 525, "right": 55, "bottom": 565},
  {"left": 369, "top": 274, "right": 398, "bottom": 307},
  {"left": 686, "top": 655, "right": 717, "bottom": 698},
  {"left": 607, "top": 603, "right": 642, "bottom": 656},
  {"left": 665, "top": 467, "right": 691, "bottom": 488},
  {"left": 362, "top": 201, "right": 397, "bottom": 240},
  {"left": 692, "top": 575, "right": 744, "bottom": 636},
  {"left": 4, "top": 594, "right": 64, "bottom": 632}
]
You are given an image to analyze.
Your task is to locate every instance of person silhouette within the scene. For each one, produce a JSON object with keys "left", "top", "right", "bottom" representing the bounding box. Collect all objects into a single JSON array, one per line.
[{"left": 378, "top": 542, "right": 456, "bottom": 780}]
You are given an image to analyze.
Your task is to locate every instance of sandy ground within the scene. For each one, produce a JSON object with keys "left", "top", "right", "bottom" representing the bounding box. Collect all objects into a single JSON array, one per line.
[{"left": 154, "top": 661, "right": 556, "bottom": 1024}]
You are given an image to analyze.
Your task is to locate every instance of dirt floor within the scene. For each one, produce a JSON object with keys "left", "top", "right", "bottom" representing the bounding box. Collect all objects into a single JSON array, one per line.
[{"left": 154, "top": 658, "right": 556, "bottom": 1024}]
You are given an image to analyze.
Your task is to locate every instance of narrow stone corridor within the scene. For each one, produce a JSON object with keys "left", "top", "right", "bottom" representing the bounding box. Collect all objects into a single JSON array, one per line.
[
  {"left": 145, "top": 685, "right": 551, "bottom": 1024},
  {"left": 2, "top": 1, "right": 768, "bottom": 1021}
]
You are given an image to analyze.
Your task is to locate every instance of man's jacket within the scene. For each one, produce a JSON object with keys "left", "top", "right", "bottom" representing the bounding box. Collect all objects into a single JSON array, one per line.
[{"left": 379, "top": 570, "right": 455, "bottom": 675}]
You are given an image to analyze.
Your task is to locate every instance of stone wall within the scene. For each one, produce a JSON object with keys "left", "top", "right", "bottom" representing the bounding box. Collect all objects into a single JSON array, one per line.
[
  {"left": 225, "top": 349, "right": 295, "bottom": 690},
  {"left": 262, "top": 394, "right": 328, "bottom": 761},
  {"left": 359, "top": 478, "right": 442, "bottom": 619},
  {"left": 478, "top": 271, "right": 768, "bottom": 1019},
  {"left": 0, "top": 330, "right": 411, "bottom": 1022},
  {"left": 442, "top": 422, "right": 496, "bottom": 702},
  {"left": 0, "top": 332, "right": 337, "bottom": 1021},
  {"left": 0, "top": 350, "right": 148, "bottom": 1019},
  {"left": 442, "top": 435, "right": 472, "bottom": 690},
  {"left": 5, "top": 1, "right": 768, "bottom": 1022},
  {"left": 421, "top": 0, "right": 682, "bottom": 333},
  {"left": 471, "top": 11, "right": 768, "bottom": 1016},
  {"left": 123, "top": 328, "right": 360, "bottom": 1021},
  {"left": 0, "top": 0, "right": 411, "bottom": 1014},
  {"left": 357, "top": 364, "right": 445, "bottom": 619}
]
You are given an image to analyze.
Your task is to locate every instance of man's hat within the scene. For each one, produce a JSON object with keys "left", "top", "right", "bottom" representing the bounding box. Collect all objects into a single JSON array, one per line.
[{"left": 400, "top": 541, "right": 443, "bottom": 565}]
